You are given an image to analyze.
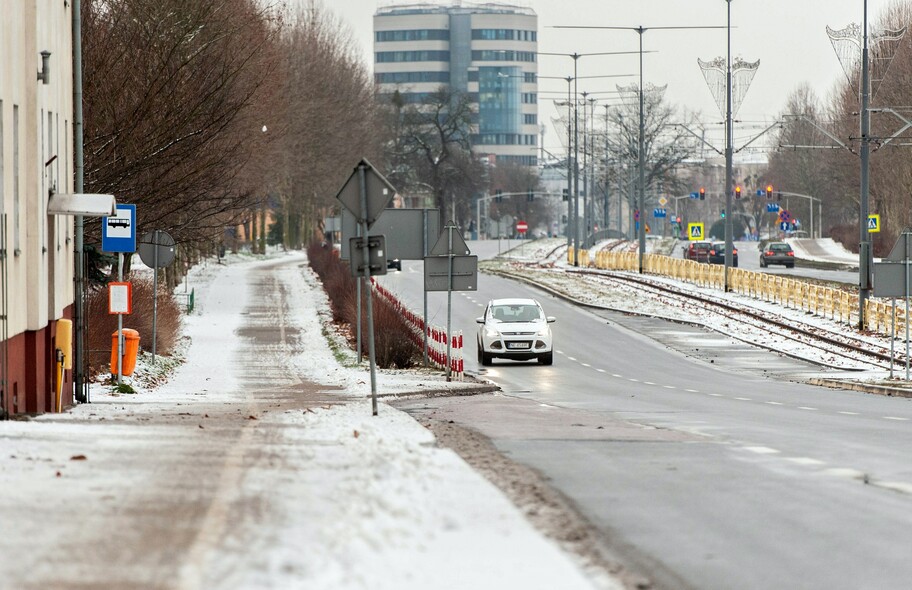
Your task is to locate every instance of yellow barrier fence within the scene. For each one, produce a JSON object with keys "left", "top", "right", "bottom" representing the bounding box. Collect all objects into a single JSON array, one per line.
[{"left": 568, "top": 247, "right": 880, "bottom": 334}]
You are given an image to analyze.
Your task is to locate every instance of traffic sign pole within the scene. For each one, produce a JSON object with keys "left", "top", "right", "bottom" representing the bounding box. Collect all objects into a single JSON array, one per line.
[{"left": 358, "top": 164, "right": 379, "bottom": 415}]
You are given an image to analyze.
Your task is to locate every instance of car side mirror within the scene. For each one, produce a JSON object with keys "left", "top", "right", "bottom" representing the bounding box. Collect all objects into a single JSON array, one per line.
[
  {"left": 475, "top": 317, "right": 485, "bottom": 324},
  {"left": 546, "top": 316, "right": 556, "bottom": 323}
]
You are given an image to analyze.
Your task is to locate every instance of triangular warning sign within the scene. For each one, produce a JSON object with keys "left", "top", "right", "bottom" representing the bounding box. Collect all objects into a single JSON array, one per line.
[
  {"left": 886, "top": 229, "right": 912, "bottom": 261},
  {"left": 430, "top": 222, "right": 471, "bottom": 256}
]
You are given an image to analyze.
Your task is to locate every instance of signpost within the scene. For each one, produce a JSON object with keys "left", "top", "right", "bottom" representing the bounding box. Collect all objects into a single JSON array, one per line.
[
  {"left": 516, "top": 220, "right": 528, "bottom": 235},
  {"left": 425, "top": 221, "right": 477, "bottom": 381},
  {"left": 874, "top": 229, "right": 912, "bottom": 379},
  {"left": 138, "top": 230, "right": 176, "bottom": 363},
  {"left": 102, "top": 204, "right": 137, "bottom": 384},
  {"left": 334, "top": 159, "right": 396, "bottom": 415}
]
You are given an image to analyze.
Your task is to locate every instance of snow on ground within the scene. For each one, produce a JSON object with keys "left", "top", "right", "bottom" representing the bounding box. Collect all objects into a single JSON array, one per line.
[
  {"left": 787, "top": 237, "right": 859, "bottom": 264},
  {"left": 2, "top": 250, "right": 614, "bottom": 590}
]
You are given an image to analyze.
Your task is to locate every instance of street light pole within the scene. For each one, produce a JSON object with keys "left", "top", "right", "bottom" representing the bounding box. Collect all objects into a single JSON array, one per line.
[
  {"left": 859, "top": 0, "right": 873, "bottom": 329},
  {"left": 724, "top": 0, "right": 734, "bottom": 290}
]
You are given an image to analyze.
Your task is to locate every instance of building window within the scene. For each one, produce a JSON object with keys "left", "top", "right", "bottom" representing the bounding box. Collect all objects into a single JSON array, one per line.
[
  {"left": 472, "top": 29, "right": 536, "bottom": 41},
  {"left": 376, "top": 50, "right": 450, "bottom": 63},
  {"left": 375, "top": 71, "right": 450, "bottom": 84},
  {"left": 524, "top": 114, "right": 537, "bottom": 125},
  {"left": 471, "top": 50, "right": 536, "bottom": 62},
  {"left": 13, "top": 104, "right": 19, "bottom": 253},
  {"left": 376, "top": 29, "right": 450, "bottom": 42},
  {"left": 497, "top": 155, "right": 538, "bottom": 166},
  {"left": 521, "top": 93, "right": 536, "bottom": 104}
]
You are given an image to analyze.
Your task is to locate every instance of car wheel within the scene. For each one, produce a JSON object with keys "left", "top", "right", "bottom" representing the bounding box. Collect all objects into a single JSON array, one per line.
[
  {"left": 760, "top": 260, "right": 766, "bottom": 268},
  {"left": 481, "top": 351, "right": 493, "bottom": 366},
  {"left": 786, "top": 263, "right": 794, "bottom": 269},
  {"left": 538, "top": 352, "right": 553, "bottom": 365},
  {"left": 477, "top": 344, "right": 483, "bottom": 363}
]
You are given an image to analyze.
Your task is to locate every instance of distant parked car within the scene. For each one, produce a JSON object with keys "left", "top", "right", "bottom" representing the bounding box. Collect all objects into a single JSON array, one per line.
[
  {"left": 760, "top": 242, "right": 795, "bottom": 268},
  {"left": 708, "top": 242, "right": 738, "bottom": 267},
  {"left": 684, "top": 240, "right": 713, "bottom": 262},
  {"left": 387, "top": 259, "right": 401, "bottom": 271}
]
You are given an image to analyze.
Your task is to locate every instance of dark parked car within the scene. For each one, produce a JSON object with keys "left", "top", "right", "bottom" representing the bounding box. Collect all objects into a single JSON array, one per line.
[
  {"left": 387, "top": 259, "right": 402, "bottom": 271},
  {"left": 684, "top": 240, "right": 713, "bottom": 262},
  {"left": 708, "top": 242, "right": 738, "bottom": 267},
  {"left": 760, "top": 242, "right": 795, "bottom": 268}
]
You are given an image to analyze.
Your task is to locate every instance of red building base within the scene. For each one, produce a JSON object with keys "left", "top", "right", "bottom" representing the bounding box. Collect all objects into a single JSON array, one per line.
[{"left": 3, "top": 308, "right": 74, "bottom": 417}]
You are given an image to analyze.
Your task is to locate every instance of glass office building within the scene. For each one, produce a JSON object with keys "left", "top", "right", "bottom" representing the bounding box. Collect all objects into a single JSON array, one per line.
[{"left": 374, "top": 2, "right": 539, "bottom": 166}]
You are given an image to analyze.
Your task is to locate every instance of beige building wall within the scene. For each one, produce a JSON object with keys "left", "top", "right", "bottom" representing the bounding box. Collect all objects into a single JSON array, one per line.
[{"left": 1, "top": 0, "right": 75, "bottom": 414}]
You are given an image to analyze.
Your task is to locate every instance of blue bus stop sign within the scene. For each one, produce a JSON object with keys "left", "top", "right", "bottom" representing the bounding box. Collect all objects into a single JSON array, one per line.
[{"left": 102, "top": 204, "right": 137, "bottom": 253}]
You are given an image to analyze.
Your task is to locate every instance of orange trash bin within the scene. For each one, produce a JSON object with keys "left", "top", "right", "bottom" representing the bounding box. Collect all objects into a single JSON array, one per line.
[{"left": 111, "top": 329, "right": 141, "bottom": 376}]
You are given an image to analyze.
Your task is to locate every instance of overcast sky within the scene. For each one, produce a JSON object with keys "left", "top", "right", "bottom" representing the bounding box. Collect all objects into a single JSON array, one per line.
[{"left": 329, "top": 0, "right": 897, "bottom": 153}]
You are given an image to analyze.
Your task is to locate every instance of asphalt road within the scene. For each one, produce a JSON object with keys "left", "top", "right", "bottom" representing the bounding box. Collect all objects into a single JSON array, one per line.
[{"left": 383, "top": 241, "right": 912, "bottom": 590}]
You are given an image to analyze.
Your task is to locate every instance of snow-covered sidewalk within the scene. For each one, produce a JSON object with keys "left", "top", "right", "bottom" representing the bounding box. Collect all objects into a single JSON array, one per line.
[{"left": 0, "top": 251, "right": 612, "bottom": 590}]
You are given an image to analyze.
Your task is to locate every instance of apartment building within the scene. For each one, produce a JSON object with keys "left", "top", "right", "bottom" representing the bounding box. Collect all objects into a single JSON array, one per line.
[
  {"left": 1, "top": 2, "right": 75, "bottom": 416},
  {"left": 374, "top": 2, "right": 539, "bottom": 166}
]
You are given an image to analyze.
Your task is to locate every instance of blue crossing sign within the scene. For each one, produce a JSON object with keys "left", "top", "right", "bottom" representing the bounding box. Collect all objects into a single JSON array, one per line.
[
  {"left": 102, "top": 204, "right": 137, "bottom": 253},
  {"left": 653, "top": 208, "right": 667, "bottom": 218},
  {"left": 868, "top": 214, "right": 881, "bottom": 233}
]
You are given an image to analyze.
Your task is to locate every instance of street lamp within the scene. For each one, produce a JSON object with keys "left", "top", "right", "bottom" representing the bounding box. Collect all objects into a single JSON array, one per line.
[
  {"left": 540, "top": 50, "right": 640, "bottom": 265},
  {"left": 553, "top": 24, "right": 725, "bottom": 272}
]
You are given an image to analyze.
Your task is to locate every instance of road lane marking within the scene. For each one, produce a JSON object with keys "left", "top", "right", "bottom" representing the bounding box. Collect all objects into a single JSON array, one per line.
[
  {"left": 581, "top": 363, "right": 591, "bottom": 367},
  {"left": 822, "top": 467, "right": 866, "bottom": 479},
  {"left": 883, "top": 416, "right": 909, "bottom": 421},
  {"left": 838, "top": 411, "right": 859, "bottom": 415},
  {"left": 595, "top": 368, "right": 606, "bottom": 373},
  {"left": 765, "top": 401, "right": 784, "bottom": 406},
  {"left": 744, "top": 446, "right": 780, "bottom": 454},
  {"left": 798, "top": 406, "right": 818, "bottom": 411},
  {"left": 612, "top": 374, "right": 622, "bottom": 378},
  {"left": 708, "top": 393, "right": 723, "bottom": 397},
  {"left": 567, "top": 356, "right": 577, "bottom": 361},
  {"left": 735, "top": 397, "right": 751, "bottom": 401},
  {"left": 539, "top": 403, "right": 556, "bottom": 408},
  {"left": 644, "top": 381, "right": 656, "bottom": 385},
  {"left": 627, "top": 378, "right": 640, "bottom": 383},
  {"left": 663, "top": 385, "right": 676, "bottom": 389},
  {"left": 785, "top": 457, "right": 825, "bottom": 466},
  {"left": 685, "top": 389, "right": 699, "bottom": 393}
]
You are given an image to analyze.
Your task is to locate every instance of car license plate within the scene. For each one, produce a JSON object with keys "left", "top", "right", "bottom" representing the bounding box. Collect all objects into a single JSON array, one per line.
[{"left": 506, "top": 342, "right": 530, "bottom": 349}]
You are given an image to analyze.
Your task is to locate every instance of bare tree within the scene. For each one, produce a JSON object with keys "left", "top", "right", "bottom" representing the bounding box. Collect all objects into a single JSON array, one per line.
[{"left": 82, "top": 0, "right": 286, "bottom": 250}]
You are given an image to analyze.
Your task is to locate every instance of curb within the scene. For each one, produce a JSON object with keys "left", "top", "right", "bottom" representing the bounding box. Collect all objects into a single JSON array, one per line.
[
  {"left": 374, "top": 383, "right": 501, "bottom": 400},
  {"left": 807, "top": 378, "right": 912, "bottom": 398}
]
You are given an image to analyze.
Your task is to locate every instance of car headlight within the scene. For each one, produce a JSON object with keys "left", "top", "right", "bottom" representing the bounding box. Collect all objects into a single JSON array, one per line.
[
  {"left": 535, "top": 326, "right": 550, "bottom": 337},
  {"left": 484, "top": 327, "right": 501, "bottom": 339}
]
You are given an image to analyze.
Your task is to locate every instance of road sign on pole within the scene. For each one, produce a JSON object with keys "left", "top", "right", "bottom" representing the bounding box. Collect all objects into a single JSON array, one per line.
[
  {"left": 138, "top": 230, "right": 175, "bottom": 364},
  {"left": 334, "top": 159, "right": 399, "bottom": 415},
  {"left": 516, "top": 220, "right": 528, "bottom": 234},
  {"left": 102, "top": 204, "right": 137, "bottom": 253}
]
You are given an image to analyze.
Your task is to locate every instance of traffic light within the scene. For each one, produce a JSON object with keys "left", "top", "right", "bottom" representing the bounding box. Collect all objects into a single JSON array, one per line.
[
  {"left": 720, "top": 209, "right": 726, "bottom": 218},
  {"left": 527, "top": 189, "right": 534, "bottom": 202},
  {"left": 562, "top": 188, "right": 569, "bottom": 201},
  {"left": 699, "top": 187, "right": 706, "bottom": 200},
  {"left": 676, "top": 216, "right": 682, "bottom": 224},
  {"left": 734, "top": 186, "right": 742, "bottom": 199},
  {"left": 766, "top": 184, "right": 773, "bottom": 199},
  {"left": 776, "top": 191, "right": 782, "bottom": 201},
  {"left": 495, "top": 189, "right": 503, "bottom": 203}
]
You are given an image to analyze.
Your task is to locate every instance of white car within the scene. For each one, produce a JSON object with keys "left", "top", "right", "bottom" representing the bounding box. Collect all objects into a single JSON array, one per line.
[{"left": 476, "top": 298, "right": 555, "bottom": 366}]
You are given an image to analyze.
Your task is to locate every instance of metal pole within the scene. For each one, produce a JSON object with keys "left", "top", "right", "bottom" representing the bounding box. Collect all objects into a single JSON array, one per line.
[
  {"left": 582, "top": 95, "right": 589, "bottom": 246},
  {"left": 445, "top": 224, "right": 454, "bottom": 381},
  {"left": 859, "top": 0, "right": 872, "bottom": 330},
  {"left": 891, "top": 298, "right": 895, "bottom": 379},
  {"left": 152, "top": 231, "right": 159, "bottom": 363},
  {"left": 723, "top": 0, "right": 734, "bottom": 290},
  {"left": 357, "top": 165, "right": 378, "bottom": 415},
  {"left": 566, "top": 78, "right": 573, "bottom": 250},
  {"left": 423, "top": 209, "right": 429, "bottom": 367},
  {"left": 116, "top": 253, "right": 123, "bottom": 385},
  {"left": 573, "top": 56, "right": 580, "bottom": 265},
  {"left": 637, "top": 29, "right": 647, "bottom": 272},
  {"left": 73, "top": 0, "right": 87, "bottom": 403}
]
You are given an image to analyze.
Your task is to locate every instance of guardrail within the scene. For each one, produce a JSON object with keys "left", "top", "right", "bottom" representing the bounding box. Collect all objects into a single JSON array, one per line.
[
  {"left": 571, "top": 247, "right": 903, "bottom": 334},
  {"left": 372, "top": 280, "right": 464, "bottom": 380}
]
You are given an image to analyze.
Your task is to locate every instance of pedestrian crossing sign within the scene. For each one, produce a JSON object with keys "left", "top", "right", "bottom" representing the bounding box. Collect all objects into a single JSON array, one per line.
[
  {"left": 868, "top": 214, "right": 881, "bottom": 233},
  {"left": 688, "top": 223, "right": 704, "bottom": 240}
]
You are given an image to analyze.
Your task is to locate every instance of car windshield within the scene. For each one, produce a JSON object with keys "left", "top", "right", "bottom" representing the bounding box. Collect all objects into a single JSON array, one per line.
[
  {"left": 490, "top": 304, "right": 543, "bottom": 322},
  {"left": 770, "top": 243, "right": 791, "bottom": 252}
]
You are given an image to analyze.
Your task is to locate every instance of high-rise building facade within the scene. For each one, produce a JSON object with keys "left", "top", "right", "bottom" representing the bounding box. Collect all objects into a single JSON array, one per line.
[{"left": 374, "top": 2, "right": 539, "bottom": 166}]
